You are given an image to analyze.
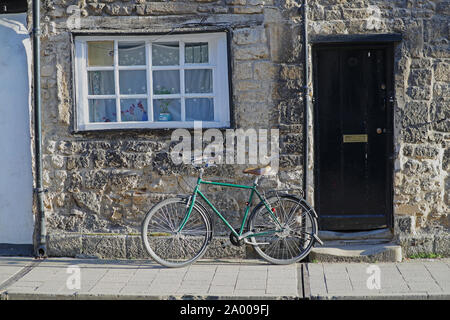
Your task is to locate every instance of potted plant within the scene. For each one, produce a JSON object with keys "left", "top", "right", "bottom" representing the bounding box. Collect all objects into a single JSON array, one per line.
[
  {"left": 158, "top": 100, "right": 172, "bottom": 121},
  {"left": 154, "top": 87, "right": 173, "bottom": 121}
]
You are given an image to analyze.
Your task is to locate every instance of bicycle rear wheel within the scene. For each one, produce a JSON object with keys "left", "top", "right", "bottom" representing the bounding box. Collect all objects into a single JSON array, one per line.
[
  {"left": 141, "top": 197, "right": 212, "bottom": 268},
  {"left": 247, "top": 195, "right": 317, "bottom": 265}
]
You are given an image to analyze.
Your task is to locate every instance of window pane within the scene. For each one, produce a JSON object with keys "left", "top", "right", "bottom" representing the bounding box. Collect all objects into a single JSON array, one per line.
[
  {"left": 152, "top": 42, "right": 179, "bottom": 66},
  {"left": 118, "top": 42, "right": 146, "bottom": 66},
  {"left": 88, "top": 71, "right": 115, "bottom": 95},
  {"left": 186, "top": 98, "right": 214, "bottom": 121},
  {"left": 153, "top": 99, "right": 181, "bottom": 121},
  {"left": 119, "top": 70, "right": 147, "bottom": 94},
  {"left": 88, "top": 99, "right": 117, "bottom": 122},
  {"left": 185, "top": 69, "right": 212, "bottom": 93},
  {"left": 88, "top": 41, "right": 114, "bottom": 67},
  {"left": 153, "top": 70, "right": 180, "bottom": 95},
  {"left": 120, "top": 99, "right": 148, "bottom": 122},
  {"left": 185, "top": 43, "right": 208, "bottom": 64}
]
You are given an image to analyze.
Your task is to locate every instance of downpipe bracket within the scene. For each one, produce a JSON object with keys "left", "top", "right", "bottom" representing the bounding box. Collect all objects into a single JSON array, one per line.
[{"left": 33, "top": 188, "right": 48, "bottom": 194}]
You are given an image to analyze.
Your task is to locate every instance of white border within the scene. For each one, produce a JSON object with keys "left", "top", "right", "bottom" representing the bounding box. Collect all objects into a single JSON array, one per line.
[{"left": 74, "top": 32, "right": 230, "bottom": 131}]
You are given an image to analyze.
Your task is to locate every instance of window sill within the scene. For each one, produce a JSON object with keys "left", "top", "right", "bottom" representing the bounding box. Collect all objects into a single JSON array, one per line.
[{"left": 75, "top": 121, "right": 231, "bottom": 132}]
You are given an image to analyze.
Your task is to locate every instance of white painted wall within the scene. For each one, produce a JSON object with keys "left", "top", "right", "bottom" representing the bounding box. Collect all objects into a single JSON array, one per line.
[{"left": 0, "top": 13, "right": 34, "bottom": 244}]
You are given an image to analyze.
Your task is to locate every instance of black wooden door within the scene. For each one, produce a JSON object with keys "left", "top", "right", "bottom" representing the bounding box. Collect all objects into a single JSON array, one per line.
[{"left": 313, "top": 44, "right": 394, "bottom": 231}]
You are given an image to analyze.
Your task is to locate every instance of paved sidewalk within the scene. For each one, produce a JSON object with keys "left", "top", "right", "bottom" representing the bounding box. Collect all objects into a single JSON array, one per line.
[
  {"left": 0, "top": 257, "right": 34, "bottom": 289},
  {"left": 0, "top": 257, "right": 302, "bottom": 300},
  {"left": 1, "top": 257, "right": 449, "bottom": 300},
  {"left": 306, "top": 258, "right": 450, "bottom": 300}
]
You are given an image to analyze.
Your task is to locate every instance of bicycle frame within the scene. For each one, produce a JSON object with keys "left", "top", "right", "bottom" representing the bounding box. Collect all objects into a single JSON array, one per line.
[{"left": 177, "top": 174, "right": 283, "bottom": 239}]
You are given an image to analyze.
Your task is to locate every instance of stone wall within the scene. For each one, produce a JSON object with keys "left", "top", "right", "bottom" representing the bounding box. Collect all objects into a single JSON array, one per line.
[
  {"left": 32, "top": 0, "right": 449, "bottom": 258},
  {"left": 36, "top": 0, "right": 304, "bottom": 258}
]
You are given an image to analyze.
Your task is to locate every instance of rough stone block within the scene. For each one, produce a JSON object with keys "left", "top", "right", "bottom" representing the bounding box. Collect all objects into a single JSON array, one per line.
[
  {"left": 434, "top": 233, "right": 450, "bottom": 256},
  {"left": 234, "top": 80, "right": 261, "bottom": 91},
  {"left": 47, "top": 233, "right": 82, "bottom": 257},
  {"left": 443, "top": 148, "right": 450, "bottom": 171},
  {"left": 413, "top": 145, "right": 439, "bottom": 160},
  {"left": 398, "top": 234, "right": 435, "bottom": 257},
  {"left": 233, "top": 28, "right": 266, "bottom": 45},
  {"left": 253, "top": 61, "right": 278, "bottom": 80},
  {"left": 146, "top": 2, "right": 198, "bottom": 15},
  {"left": 230, "top": 6, "right": 263, "bottom": 14},
  {"left": 410, "top": 58, "right": 432, "bottom": 69},
  {"left": 203, "top": 237, "right": 246, "bottom": 259},
  {"left": 233, "top": 45, "right": 269, "bottom": 60},
  {"left": 408, "top": 69, "right": 432, "bottom": 87},
  {"left": 434, "top": 62, "right": 450, "bottom": 82},
  {"left": 395, "top": 215, "right": 416, "bottom": 234},
  {"left": 125, "top": 235, "right": 148, "bottom": 259},
  {"left": 400, "top": 127, "right": 427, "bottom": 144},
  {"left": 73, "top": 192, "right": 102, "bottom": 214},
  {"left": 430, "top": 102, "right": 450, "bottom": 132},
  {"left": 406, "top": 86, "right": 431, "bottom": 100},
  {"left": 267, "top": 24, "right": 302, "bottom": 63},
  {"left": 81, "top": 234, "right": 127, "bottom": 259},
  {"left": 433, "top": 83, "right": 450, "bottom": 101},
  {"left": 401, "top": 101, "right": 429, "bottom": 128}
]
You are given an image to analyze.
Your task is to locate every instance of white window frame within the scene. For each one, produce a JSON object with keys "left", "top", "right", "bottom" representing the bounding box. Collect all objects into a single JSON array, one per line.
[{"left": 74, "top": 32, "right": 230, "bottom": 131}]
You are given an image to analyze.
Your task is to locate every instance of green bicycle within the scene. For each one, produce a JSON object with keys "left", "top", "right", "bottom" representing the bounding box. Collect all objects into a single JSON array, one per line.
[{"left": 141, "top": 157, "right": 323, "bottom": 268}]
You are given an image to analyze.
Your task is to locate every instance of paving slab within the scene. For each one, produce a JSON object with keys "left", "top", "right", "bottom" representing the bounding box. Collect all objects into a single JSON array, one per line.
[
  {"left": 307, "top": 258, "right": 450, "bottom": 300},
  {"left": 0, "top": 257, "right": 302, "bottom": 300},
  {"left": 0, "top": 257, "right": 38, "bottom": 297}
]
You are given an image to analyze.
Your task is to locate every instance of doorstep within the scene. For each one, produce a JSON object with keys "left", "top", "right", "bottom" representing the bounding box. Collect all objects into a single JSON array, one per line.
[{"left": 309, "top": 229, "right": 402, "bottom": 263}]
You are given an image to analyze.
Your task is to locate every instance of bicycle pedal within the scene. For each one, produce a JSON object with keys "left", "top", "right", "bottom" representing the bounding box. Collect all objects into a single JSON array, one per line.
[{"left": 313, "top": 234, "right": 324, "bottom": 246}]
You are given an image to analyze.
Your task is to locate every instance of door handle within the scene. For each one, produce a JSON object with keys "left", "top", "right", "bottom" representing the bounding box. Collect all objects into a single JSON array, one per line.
[{"left": 376, "top": 128, "right": 391, "bottom": 134}]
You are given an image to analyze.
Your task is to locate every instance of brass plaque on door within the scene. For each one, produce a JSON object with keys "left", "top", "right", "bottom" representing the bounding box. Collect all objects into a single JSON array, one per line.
[{"left": 343, "top": 134, "right": 368, "bottom": 143}]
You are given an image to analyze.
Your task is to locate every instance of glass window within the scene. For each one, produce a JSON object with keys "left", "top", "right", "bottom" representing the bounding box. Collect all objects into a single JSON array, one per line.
[
  {"left": 153, "top": 70, "right": 180, "bottom": 95},
  {"left": 88, "top": 99, "right": 117, "bottom": 123},
  {"left": 88, "top": 71, "right": 115, "bottom": 95},
  {"left": 185, "top": 69, "right": 213, "bottom": 94},
  {"left": 152, "top": 42, "right": 179, "bottom": 66},
  {"left": 119, "top": 70, "right": 147, "bottom": 95},
  {"left": 185, "top": 43, "right": 208, "bottom": 64},
  {"left": 118, "top": 42, "right": 146, "bottom": 66},
  {"left": 88, "top": 41, "right": 114, "bottom": 67},
  {"left": 186, "top": 98, "right": 214, "bottom": 121},
  {"left": 120, "top": 99, "right": 148, "bottom": 122},
  {"left": 153, "top": 99, "right": 181, "bottom": 121},
  {"left": 76, "top": 34, "right": 229, "bottom": 130}
]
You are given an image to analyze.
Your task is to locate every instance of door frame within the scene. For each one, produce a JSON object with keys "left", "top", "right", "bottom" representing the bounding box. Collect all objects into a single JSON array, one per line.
[{"left": 311, "top": 41, "right": 395, "bottom": 231}]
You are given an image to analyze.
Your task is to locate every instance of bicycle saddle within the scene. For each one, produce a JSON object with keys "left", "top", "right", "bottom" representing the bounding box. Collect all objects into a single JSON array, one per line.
[{"left": 243, "top": 164, "right": 275, "bottom": 176}]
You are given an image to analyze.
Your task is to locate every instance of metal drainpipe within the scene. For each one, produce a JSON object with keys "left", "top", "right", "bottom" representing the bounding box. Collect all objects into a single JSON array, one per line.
[
  {"left": 33, "top": 0, "right": 47, "bottom": 258},
  {"left": 302, "top": 0, "right": 310, "bottom": 200}
]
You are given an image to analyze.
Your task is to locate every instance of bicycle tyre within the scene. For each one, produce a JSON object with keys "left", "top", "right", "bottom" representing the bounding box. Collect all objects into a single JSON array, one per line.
[
  {"left": 141, "top": 197, "right": 212, "bottom": 268},
  {"left": 247, "top": 195, "right": 318, "bottom": 265}
]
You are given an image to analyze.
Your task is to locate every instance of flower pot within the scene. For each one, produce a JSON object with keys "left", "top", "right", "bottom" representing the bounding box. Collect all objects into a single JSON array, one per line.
[{"left": 158, "top": 112, "right": 172, "bottom": 121}]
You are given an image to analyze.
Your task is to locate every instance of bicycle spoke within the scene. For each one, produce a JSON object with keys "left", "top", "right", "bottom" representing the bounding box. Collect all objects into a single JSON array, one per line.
[
  {"left": 142, "top": 198, "right": 210, "bottom": 267},
  {"left": 248, "top": 196, "right": 317, "bottom": 264}
]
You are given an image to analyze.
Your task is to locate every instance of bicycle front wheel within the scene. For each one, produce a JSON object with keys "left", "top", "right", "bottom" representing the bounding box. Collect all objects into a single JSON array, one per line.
[
  {"left": 247, "top": 195, "right": 317, "bottom": 265},
  {"left": 141, "top": 197, "right": 212, "bottom": 268}
]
